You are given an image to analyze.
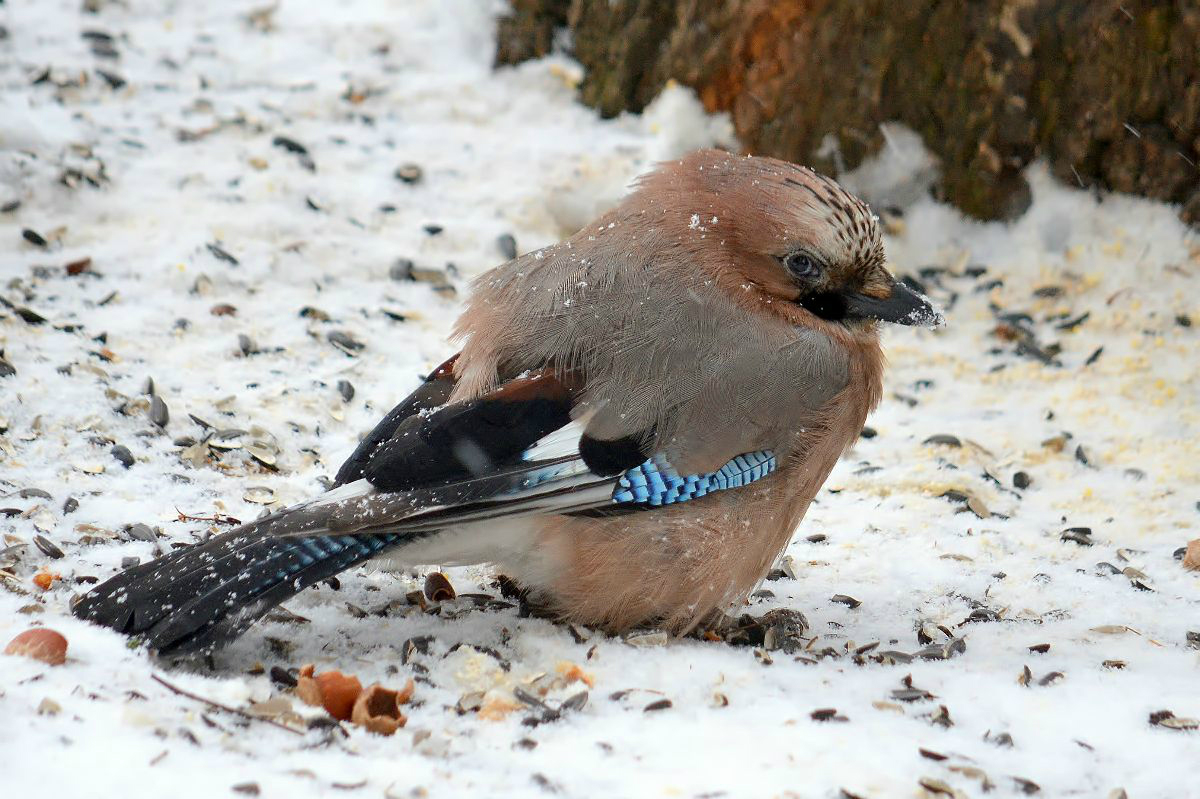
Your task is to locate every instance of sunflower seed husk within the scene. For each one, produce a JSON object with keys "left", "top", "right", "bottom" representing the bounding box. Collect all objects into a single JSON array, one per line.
[
  {"left": 1061, "top": 527, "right": 1093, "bottom": 546},
  {"left": 1149, "top": 709, "right": 1198, "bottom": 731},
  {"left": 110, "top": 444, "right": 134, "bottom": 468},
  {"left": 33, "top": 535, "right": 65, "bottom": 559},
  {"left": 209, "top": 430, "right": 245, "bottom": 450},
  {"left": 456, "top": 692, "right": 484, "bottom": 714},
  {"left": 180, "top": 441, "right": 209, "bottom": 467},
  {"left": 125, "top": 523, "right": 157, "bottom": 543},
  {"left": 388, "top": 259, "right": 414, "bottom": 281},
  {"left": 243, "top": 486, "right": 276, "bottom": 504},
  {"left": 497, "top": 233, "right": 517, "bottom": 260},
  {"left": 149, "top": 394, "right": 169, "bottom": 427},
  {"left": 327, "top": 330, "right": 365, "bottom": 354},
  {"left": 246, "top": 443, "right": 277, "bottom": 469},
  {"left": 917, "top": 777, "right": 958, "bottom": 797},
  {"left": 624, "top": 631, "right": 669, "bottom": 647}
]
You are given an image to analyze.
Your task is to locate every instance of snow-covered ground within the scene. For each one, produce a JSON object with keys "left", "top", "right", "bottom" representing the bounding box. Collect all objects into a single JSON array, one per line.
[{"left": 2, "top": 2, "right": 1197, "bottom": 797}]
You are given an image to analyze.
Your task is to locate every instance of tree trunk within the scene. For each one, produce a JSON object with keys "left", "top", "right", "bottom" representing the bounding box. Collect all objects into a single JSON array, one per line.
[{"left": 496, "top": 0, "right": 1200, "bottom": 225}]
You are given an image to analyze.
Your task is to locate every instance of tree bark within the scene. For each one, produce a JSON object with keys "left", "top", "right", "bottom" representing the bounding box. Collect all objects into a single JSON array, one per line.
[{"left": 496, "top": 0, "right": 1200, "bottom": 225}]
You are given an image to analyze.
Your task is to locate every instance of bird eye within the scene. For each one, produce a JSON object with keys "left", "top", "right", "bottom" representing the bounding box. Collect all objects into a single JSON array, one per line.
[{"left": 784, "top": 251, "right": 820, "bottom": 279}]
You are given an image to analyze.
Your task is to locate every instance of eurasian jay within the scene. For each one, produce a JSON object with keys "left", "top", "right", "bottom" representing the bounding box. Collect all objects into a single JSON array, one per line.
[{"left": 73, "top": 149, "right": 941, "bottom": 654}]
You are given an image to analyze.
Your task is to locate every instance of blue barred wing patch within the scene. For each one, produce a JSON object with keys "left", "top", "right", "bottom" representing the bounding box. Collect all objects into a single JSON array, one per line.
[{"left": 612, "top": 450, "right": 776, "bottom": 506}]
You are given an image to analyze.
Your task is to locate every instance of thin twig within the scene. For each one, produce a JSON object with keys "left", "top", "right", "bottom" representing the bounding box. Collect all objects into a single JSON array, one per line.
[{"left": 151, "top": 673, "right": 304, "bottom": 736}]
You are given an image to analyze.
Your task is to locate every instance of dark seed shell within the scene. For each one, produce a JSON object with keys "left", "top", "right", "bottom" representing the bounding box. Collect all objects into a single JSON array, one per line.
[
  {"left": 110, "top": 444, "right": 134, "bottom": 468},
  {"left": 497, "top": 233, "right": 518, "bottom": 260},
  {"left": 206, "top": 242, "right": 239, "bottom": 265},
  {"left": 149, "top": 395, "right": 169, "bottom": 427},
  {"left": 1061, "top": 528, "right": 1093, "bottom": 546},
  {"left": 22, "top": 228, "right": 48, "bottom": 247},
  {"left": 388, "top": 258, "right": 414, "bottom": 281},
  {"left": 327, "top": 330, "right": 365, "bottom": 353},
  {"left": 33, "top": 535, "right": 65, "bottom": 559}
]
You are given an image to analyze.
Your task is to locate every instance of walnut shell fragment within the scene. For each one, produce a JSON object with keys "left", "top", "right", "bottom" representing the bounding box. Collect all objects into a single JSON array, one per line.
[
  {"left": 5, "top": 628, "right": 68, "bottom": 665},
  {"left": 423, "top": 571, "right": 455, "bottom": 602},
  {"left": 296, "top": 664, "right": 362, "bottom": 721},
  {"left": 351, "top": 680, "right": 414, "bottom": 736},
  {"left": 1183, "top": 539, "right": 1200, "bottom": 572}
]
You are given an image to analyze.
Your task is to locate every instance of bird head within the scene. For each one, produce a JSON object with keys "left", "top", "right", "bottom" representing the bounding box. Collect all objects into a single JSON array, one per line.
[{"left": 639, "top": 149, "right": 943, "bottom": 330}]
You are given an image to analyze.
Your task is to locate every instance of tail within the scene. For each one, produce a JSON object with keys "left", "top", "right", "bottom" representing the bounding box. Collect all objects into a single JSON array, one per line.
[
  {"left": 72, "top": 440, "right": 628, "bottom": 654},
  {"left": 71, "top": 483, "right": 425, "bottom": 655}
]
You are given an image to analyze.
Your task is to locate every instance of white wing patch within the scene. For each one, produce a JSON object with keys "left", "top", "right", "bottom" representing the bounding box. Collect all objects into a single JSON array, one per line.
[
  {"left": 522, "top": 419, "right": 586, "bottom": 462},
  {"left": 309, "top": 478, "right": 376, "bottom": 506}
]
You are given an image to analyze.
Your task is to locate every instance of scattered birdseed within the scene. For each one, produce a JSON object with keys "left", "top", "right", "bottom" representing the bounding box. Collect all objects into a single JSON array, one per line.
[
  {"left": 327, "top": 330, "right": 365, "bottom": 354},
  {"left": 205, "top": 242, "right": 239, "bottom": 265},
  {"left": 110, "top": 444, "right": 134, "bottom": 468},
  {"left": 394, "top": 163, "right": 423, "bottom": 184},
  {"left": 1148, "top": 710, "right": 1198, "bottom": 731},
  {"left": 1061, "top": 527, "right": 1093, "bottom": 546},
  {"left": 243, "top": 486, "right": 276, "bottom": 504},
  {"left": 810, "top": 708, "right": 848, "bottom": 722},
  {"left": 33, "top": 535, "right": 65, "bottom": 559},
  {"left": 389, "top": 258, "right": 414, "bottom": 281},
  {"left": 272, "top": 136, "right": 315, "bottom": 170},
  {"left": 22, "top": 228, "right": 49, "bottom": 247},
  {"left": 149, "top": 395, "right": 169, "bottom": 427},
  {"left": 497, "top": 233, "right": 517, "bottom": 260}
]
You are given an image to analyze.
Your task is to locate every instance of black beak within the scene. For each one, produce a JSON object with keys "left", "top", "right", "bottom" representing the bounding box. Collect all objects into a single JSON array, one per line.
[{"left": 845, "top": 278, "right": 943, "bottom": 327}]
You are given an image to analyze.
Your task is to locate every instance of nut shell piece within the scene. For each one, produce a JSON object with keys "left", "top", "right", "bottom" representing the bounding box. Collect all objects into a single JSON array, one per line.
[{"left": 5, "top": 628, "right": 68, "bottom": 665}]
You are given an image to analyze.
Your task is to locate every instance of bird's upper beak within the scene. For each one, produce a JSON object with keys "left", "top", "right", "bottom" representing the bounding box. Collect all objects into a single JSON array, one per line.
[{"left": 845, "top": 276, "right": 943, "bottom": 327}]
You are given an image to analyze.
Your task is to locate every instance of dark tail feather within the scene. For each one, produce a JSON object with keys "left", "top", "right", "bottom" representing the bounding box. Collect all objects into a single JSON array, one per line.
[{"left": 72, "top": 510, "right": 417, "bottom": 655}]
